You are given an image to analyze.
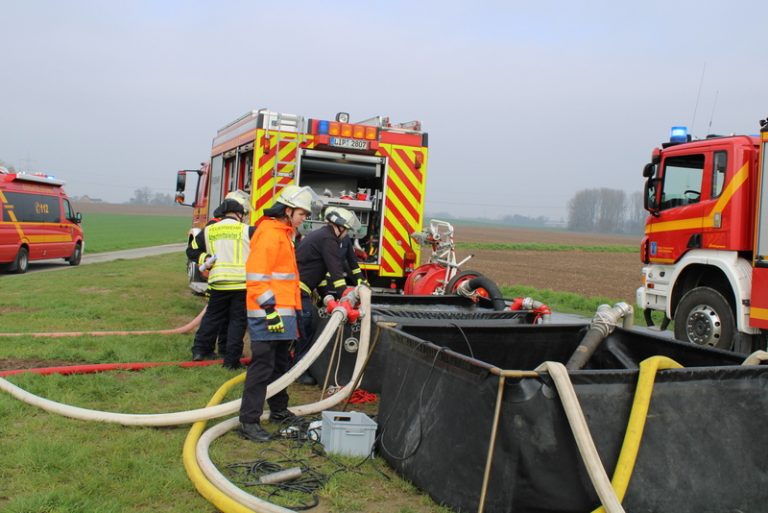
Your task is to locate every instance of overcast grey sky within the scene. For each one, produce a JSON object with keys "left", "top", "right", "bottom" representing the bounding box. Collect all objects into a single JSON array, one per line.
[{"left": 3, "top": 1, "right": 767, "bottom": 219}]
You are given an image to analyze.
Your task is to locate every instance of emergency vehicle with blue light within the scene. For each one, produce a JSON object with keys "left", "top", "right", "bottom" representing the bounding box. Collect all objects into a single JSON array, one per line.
[
  {"left": 176, "top": 109, "right": 428, "bottom": 294},
  {"left": 637, "top": 119, "right": 768, "bottom": 353},
  {"left": 0, "top": 168, "right": 84, "bottom": 273}
]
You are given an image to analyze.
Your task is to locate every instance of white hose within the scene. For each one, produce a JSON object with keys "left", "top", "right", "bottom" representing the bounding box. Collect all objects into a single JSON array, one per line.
[
  {"left": 534, "top": 361, "right": 625, "bottom": 513},
  {"left": 742, "top": 350, "right": 768, "bottom": 366},
  {"left": 0, "top": 310, "right": 345, "bottom": 426},
  {"left": 195, "top": 286, "right": 372, "bottom": 512}
]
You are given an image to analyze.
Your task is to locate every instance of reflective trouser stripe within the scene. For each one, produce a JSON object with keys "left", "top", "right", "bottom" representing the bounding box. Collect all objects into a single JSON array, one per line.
[{"left": 247, "top": 308, "right": 296, "bottom": 318}]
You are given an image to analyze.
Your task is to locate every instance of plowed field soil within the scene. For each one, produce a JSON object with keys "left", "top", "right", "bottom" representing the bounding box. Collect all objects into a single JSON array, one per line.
[
  {"left": 449, "top": 226, "right": 641, "bottom": 303},
  {"left": 74, "top": 203, "right": 642, "bottom": 302}
]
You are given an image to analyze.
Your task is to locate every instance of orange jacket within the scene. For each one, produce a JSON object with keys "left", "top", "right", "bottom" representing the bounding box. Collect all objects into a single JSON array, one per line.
[{"left": 245, "top": 218, "right": 301, "bottom": 318}]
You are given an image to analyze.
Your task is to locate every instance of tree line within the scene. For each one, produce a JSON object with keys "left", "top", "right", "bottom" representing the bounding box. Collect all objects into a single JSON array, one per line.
[{"left": 566, "top": 188, "right": 645, "bottom": 234}]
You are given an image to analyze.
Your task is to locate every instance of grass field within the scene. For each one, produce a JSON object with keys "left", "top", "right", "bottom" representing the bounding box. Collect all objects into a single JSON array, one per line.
[{"left": 80, "top": 213, "right": 189, "bottom": 253}]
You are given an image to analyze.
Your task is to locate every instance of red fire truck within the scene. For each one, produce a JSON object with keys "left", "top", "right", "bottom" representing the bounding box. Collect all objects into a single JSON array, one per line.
[
  {"left": 637, "top": 119, "right": 768, "bottom": 353},
  {"left": 176, "top": 109, "right": 428, "bottom": 293}
]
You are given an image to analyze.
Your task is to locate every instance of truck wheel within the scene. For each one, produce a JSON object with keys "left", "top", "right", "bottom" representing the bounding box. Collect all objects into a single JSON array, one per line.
[
  {"left": 12, "top": 247, "right": 29, "bottom": 274},
  {"left": 67, "top": 243, "right": 82, "bottom": 266},
  {"left": 673, "top": 287, "right": 735, "bottom": 349}
]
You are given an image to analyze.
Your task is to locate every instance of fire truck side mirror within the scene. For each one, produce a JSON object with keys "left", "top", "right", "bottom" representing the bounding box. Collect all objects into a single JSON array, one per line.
[
  {"left": 175, "top": 171, "right": 187, "bottom": 193},
  {"left": 644, "top": 177, "right": 661, "bottom": 215},
  {"left": 642, "top": 163, "right": 655, "bottom": 178},
  {"left": 73, "top": 212, "right": 82, "bottom": 224}
]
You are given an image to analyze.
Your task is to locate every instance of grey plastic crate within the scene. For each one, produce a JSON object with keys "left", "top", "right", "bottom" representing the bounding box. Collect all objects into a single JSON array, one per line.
[{"left": 320, "top": 411, "right": 377, "bottom": 457}]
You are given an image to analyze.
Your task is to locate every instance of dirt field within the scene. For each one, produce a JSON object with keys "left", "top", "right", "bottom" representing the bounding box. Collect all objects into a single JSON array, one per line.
[
  {"left": 450, "top": 225, "right": 641, "bottom": 303},
  {"left": 73, "top": 203, "right": 642, "bottom": 302}
]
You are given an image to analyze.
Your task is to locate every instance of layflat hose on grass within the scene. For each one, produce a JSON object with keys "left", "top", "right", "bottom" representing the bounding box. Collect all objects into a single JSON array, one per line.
[
  {"left": 0, "top": 307, "right": 206, "bottom": 337},
  {"left": 0, "top": 310, "right": 345, "bottom": 426},
  {"left": 192, "top": 286, "right": 373, "bottom": 512},
  {"left": 0, "top": 358, "right": 250, "bottom": 378}
]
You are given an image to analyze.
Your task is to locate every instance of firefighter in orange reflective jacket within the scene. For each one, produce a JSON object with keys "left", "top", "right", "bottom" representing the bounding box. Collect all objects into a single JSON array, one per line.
[{"left": 238, "top": 185, "right": 316, "bottom": 443}]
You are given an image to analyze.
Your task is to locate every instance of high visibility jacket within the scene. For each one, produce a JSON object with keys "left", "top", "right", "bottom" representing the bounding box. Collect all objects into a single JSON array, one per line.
[
  {"left": 245, "top": 218, "right": 301, "bottom": 319},
  {"left": 189, "top": 218, "right": 250, "bottom": 291}
]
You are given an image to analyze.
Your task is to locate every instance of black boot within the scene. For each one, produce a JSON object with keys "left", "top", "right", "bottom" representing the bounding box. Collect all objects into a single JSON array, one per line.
[
  {"left": 269, "top": 409, "right": 297, "bottom": 424},
  {"left": 239, "top": 422, "right": 271, "bottom": 442}
]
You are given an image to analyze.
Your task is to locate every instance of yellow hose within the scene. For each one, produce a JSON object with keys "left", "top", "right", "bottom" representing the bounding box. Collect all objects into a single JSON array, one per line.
[
  {"left": 592, "top": 355, "right": 682, "bottom": 513},
  {"left": 182, "top": 372, "right": 253, "bottom": 513}
]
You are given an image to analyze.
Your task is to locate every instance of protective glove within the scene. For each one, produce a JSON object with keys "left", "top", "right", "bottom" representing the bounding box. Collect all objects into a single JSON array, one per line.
[
  {"left": 356, "top": 277, "right": 369, "bottom": 286},
  {"left": 265, "top": 307, "right": 284, "bottom": 333}
]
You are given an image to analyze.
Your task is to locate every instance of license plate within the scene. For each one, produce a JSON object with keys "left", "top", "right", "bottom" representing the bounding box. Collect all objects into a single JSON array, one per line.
[{"left": 330, "top": 137, "right": 369, "bottom": 150}]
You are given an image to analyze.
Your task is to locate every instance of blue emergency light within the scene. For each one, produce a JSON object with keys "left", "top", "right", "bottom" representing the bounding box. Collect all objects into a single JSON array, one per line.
[
  {"left": 318, "top": 120, "right": 329, "bottom": 135},
  {"left": 670, "top": 126, "right": 689, "bottom": 143}
]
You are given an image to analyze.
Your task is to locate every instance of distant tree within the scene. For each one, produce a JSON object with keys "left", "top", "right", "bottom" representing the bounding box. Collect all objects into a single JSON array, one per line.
[
  {"left": 567, "top": 189, "right": 600, "bottom": 231},
  {"left": 596, "top": 188, "right": 626, "bottom": 233},
  {"left": 624, "top": 191, "right": 646, "bottom": 234},
  {"left": 129, "top": 187, "right": 153, "bottom": 205},
  {"left": 500, "top": 214, "right": 549, "bottom": 227},
  {"left": 567, "top": 187, "right": 643, "bottom": 234},
  {"left": 149, "top": 193, "right": 174, "bottom": 206}
]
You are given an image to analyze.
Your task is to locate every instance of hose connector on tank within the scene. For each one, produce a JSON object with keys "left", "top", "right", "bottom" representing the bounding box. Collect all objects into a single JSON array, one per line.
[
  {"left": 323, "top": 286, "right": 363, "bottom": 324},
  {"left": 566, "top": 302, "right": 634, "bottom": 371},
  {"left": 507, "top": 297, "right": 553, "bottom": 324}
]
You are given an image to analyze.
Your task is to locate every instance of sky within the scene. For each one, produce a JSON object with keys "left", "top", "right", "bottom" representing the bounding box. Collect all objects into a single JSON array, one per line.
[{"left": 3, "top": 0, "right": 768, "bottom": 220}]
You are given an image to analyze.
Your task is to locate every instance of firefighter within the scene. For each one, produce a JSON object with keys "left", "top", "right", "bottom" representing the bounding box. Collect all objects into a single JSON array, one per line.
[
  {"left": 187, "top": 198, "right": 251, "bottom": 369},
  {"left": 319, "top": 206, "right": 366, "bottom": 287},
  {"left": 293, "top": 206, "right": 361, "bottom": 385},
  {"left": 187, "top": 190, "right": 252, "bottom": 361},
  {"left": 238, "top": 185, "right": 315, "bottom": 443}
]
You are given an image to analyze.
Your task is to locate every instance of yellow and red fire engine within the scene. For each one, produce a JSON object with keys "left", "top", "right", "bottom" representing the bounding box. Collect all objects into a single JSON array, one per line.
[
  {"left": 637, "top": 118, "right": 768, "bottom": 353},
  {"left": 176, "top": 109, "right": 428, "bottom": 293}
]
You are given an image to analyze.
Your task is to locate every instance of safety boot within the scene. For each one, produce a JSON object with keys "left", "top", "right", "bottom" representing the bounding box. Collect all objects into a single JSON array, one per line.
[
  {"left": 269, "top": 409, "right": 297, "bottom": 424},
  {"left": 239, "top": 422, "right": 271, "bottom": 442}
]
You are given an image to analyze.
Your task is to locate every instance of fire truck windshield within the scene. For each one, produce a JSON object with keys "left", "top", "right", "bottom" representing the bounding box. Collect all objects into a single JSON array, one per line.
[{"left": 660, "top": 154, "right": 704, "bottom": 210}]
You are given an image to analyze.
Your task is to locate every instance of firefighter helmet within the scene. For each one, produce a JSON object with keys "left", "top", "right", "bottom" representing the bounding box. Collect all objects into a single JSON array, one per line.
[
  {"left": 325, "top": 207, "right": 361, "bottom": 232},
  {"left": 276, "top": 185, "right": 318, "bottom": 213},
  {"left": 225, "top": 190, "right": 250, "bottom": 213},
  {"left": 218, "top": 198, "right": 245, "bottom": 216}
]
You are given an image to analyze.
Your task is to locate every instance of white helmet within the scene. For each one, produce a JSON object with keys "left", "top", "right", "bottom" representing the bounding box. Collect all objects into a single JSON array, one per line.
[
  {"left": 325, "top": 206, "right": 361, "bottom": 232},
  {"left": 277, "top": 185, "right": 318, "bottom": 213},
  {"left": 225, "top": 190, "right": 250, "bottom": 213}
]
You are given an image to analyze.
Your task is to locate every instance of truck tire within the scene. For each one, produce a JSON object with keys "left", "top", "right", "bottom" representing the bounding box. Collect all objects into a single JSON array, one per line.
[
  {"left": 673, "top": 287, "right": 735, "bottom": 350},
  {"left": 66, "top": 242, "right": 82, "bottom": 266},
  {"left": 12, "top": 247, "right": 29, "bottom": 274}
]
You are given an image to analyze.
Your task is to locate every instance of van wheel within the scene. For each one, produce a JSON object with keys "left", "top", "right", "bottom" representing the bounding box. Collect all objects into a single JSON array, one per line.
[
  {"left": 67, "top": 243, "right": 83, "bottom": 266},
  {"left": 12, "top": 247, "right": 29, "bottom": 274}
]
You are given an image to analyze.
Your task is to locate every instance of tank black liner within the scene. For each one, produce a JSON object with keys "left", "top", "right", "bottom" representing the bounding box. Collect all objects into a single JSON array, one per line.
[
  {"left": 377, "top": 323, "right": 766, "bottom": 513},
  {"left": 307, "top": 294, "right": 534, "bottom": 391}
]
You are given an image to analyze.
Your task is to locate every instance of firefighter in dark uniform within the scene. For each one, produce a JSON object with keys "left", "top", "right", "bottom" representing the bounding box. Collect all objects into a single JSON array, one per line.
[
  {"left": 187, "top": 198, "right": 253, "bottom": 369},
  {"left": 294, "top": 207, "right": 361, "bottom": 384}
]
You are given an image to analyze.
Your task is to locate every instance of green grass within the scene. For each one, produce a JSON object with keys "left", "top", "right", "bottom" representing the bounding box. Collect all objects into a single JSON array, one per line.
[
  {"left": 80, "top": 213, "right": 189, "bottom": 253},
  {"left": 0, "top": 253, "right": 456, "bottom": 513},
  {"left": 457, "top": 242, "right": 636, "bottom": 253}
]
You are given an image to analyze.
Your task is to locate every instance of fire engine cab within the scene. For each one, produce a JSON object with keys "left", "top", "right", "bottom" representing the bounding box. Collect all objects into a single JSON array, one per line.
[
  {"left": 176, "top": 109, "right": 428, "bottom": 294},
  {"left": 637, "top": 119, "right": 768, "bottom": 353}
]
